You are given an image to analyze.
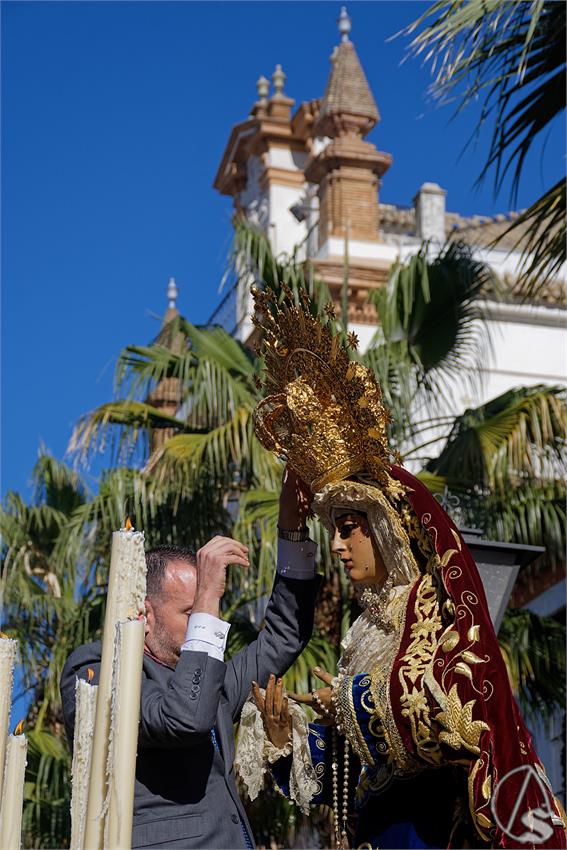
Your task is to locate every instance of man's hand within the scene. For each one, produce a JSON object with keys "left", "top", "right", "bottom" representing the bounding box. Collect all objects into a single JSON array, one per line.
[
  {"left": 288, "top": 667, "right": 335, "bottom": 721},
  {"left": 193, "top": 536, "right": 249, "bottom": 618},
  {"left": 278, "top": 466, "right": 312, "bottom": 531},
  {"left": 252, "top": 674, "right": 291, "bottom": 750}
]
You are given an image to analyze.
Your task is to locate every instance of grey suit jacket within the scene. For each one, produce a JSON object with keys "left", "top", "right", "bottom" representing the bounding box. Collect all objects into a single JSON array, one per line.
[{"left": 61, "top": 573, "right": 319, "bottom": 849}]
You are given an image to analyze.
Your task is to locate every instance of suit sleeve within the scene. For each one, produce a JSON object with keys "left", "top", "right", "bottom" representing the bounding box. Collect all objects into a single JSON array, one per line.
[
  {"left": 137, "top": 651, "right": 226, "bottom": 748},
  {"left": 223, "top": 572, "right": 320, "bottom": 722},
  {"left": 61, "top": 643, "right": 226, "bottom": 751}
]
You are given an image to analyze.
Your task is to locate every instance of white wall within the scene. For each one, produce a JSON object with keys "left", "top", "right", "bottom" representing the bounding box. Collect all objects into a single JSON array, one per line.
[
  {"left": 268, "top": 182, "right": 308, "bottom": 256},
  {"left": 266, "top": 146, "right": 308, "bottom": 171},
  {"left": 478, "top": 303, "right": 566, "bottom": 402}
]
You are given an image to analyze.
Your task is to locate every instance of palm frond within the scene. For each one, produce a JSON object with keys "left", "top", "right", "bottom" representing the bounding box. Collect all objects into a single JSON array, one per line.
[
  {"left": 414, "top": 470, "right": 449, "bottom": 495},
  {"left": 483, "top": 479, "right": 565, "bottom": 561},
  {"left": 406, "top": 1, "right": 564, "bottom": 195},
  {"left": 115, "top": 342, "right": 195, "bottom": 400},
  {"left": 184, "top": 320, "right": 255, "bottom": 378},
  {"left": 494, "top": 180, "right": 566, "bottom": 300},
  {"left": 146, "top": 407, "right": 260, "bottom": 498},
  {"left": 233, "top": 488, "right": 280, "bottom": 595},
  {"left": 427, "top": 385, "right": 567, "bottom": 491},
  {"left": 405, "top": 0, "right": 566, "bottom": 298},
  {"left": 364, "top": 241, "right": 497, "bottom": 449},
  {"left": 23, "top": 725, "right": 71, "bottom": 849},
  {"left": 499, "top": 608, "right": 565, "bottom": 731},
  {"left": 31, "top": 451, "right": 88, "bottom": 511},
  {"left": 231, "top": 218, "right": 333, "bottom": 313},
  {"left": 66, "top": 466, "right": 230, "bottom": 552},
  {"left": 69, "top": 401, "right": 183, "bottom": 465},
  {"left": 370, "top": 241, "right": 496, "bottom": 376}
]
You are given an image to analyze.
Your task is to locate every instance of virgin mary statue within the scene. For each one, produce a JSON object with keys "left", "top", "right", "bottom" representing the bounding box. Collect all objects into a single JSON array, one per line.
[{"left": 235, "top": 284, "right": 566, "bottom": 850}]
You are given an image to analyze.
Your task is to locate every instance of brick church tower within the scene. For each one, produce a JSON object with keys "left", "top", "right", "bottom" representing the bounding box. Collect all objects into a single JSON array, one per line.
[{"left": 214, "top": 7, "right": 399, "bottom": 342}]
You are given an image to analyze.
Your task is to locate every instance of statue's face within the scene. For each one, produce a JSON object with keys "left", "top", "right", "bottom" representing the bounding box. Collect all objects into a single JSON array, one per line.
[{"left": 331, "top": 509, "right": 388, "bottom": 586}]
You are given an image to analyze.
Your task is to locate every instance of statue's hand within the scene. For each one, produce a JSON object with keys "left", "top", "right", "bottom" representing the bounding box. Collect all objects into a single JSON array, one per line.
[
  {"left": 288, "top": 666, "right": 335, "bottom": 721},
  {"left": 252, "top": 674, "right": 291, "bottom": 750}
]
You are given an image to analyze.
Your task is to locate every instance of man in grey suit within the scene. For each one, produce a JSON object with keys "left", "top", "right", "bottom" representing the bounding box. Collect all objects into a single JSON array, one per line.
[{"left": 61, "top": 470, "right": 318, "bottom": 849}]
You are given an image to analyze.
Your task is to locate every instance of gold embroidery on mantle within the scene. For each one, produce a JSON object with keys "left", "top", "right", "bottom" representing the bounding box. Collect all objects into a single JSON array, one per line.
[
  {"left": 418, "top": 518, "right": 496, "bottom": 844},
  {"left": 437, "top": 685, "right": 490, "bottom": 754},
  {"left": 437, "top": 580, "right": 494, "bottom": 703},
  {"left": 369, "top": 583, "right": 422, "bottom": 775},
  {"left": 468, "top": 755, "right": 493, "bottom": 841},
  {"left": 400, "top": 501, "right": 435, "bottom": 561},
  {"left": 397, "top": 574, "right": 444, "bottom": 766}
]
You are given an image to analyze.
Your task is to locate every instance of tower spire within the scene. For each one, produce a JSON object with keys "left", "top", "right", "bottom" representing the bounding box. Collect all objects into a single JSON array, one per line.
[
  {"left": 305, "top": 5, "right": 391, "bottom": 250},
  {"left": 316, "top": 8, "right": 379, "bottom": 138},
  {"left": 338, "top": 6, "right": 351, "bottom": 42},
  {"left": 163, "top": 276, "right": 180, "bottom": 325},
  {"left": 167, "top": 276, "right": 178, "bottom": 311},
  {"left": 147, "top": 278, "right": 183, "bottom": 453}
]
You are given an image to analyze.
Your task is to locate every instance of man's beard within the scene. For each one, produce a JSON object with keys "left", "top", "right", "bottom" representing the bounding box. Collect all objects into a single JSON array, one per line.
[{"left": 151, "top": 618, "right": 181, "bottom": 668}]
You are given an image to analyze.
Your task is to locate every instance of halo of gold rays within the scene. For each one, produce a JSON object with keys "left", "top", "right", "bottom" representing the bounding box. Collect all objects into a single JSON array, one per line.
[{"left": 251, "top": 284, "right": 397, "bottom": 493}]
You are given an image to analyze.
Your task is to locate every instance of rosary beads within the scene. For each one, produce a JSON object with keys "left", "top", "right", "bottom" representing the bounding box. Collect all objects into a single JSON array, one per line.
[
  {"left": 342, "top": 738, "right": 350, "bottom": 846},
  {"left": 331, "top": 729, "right": 340, "bottom": 848},
  {"left": 312, "top": 690, "right": 332, "bottom": 718},
  {"left": 331, "top": 728, "right": 350, "bottom": 849}
]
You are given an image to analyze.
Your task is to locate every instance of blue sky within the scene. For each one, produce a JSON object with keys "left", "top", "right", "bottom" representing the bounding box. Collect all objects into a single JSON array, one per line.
[{"left": 2, "top": 0, "right": 564, "bottom": 500}]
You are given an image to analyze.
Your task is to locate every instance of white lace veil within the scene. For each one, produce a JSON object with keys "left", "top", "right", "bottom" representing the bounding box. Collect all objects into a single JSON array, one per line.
[{"left": 312, "top": 477, "right": 421, "bottom": 587}]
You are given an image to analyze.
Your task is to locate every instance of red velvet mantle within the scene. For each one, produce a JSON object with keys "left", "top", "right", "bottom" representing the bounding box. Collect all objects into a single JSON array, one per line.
[{"left": 388, "top": 466, "right": 566, "bottom": 849}]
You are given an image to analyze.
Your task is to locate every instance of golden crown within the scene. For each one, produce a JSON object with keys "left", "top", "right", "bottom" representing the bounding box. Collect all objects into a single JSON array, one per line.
[{"left": 252, "top": 284, "right": 395, "bottom": 493}]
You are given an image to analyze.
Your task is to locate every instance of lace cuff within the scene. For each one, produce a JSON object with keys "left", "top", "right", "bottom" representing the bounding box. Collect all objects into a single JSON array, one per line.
[
  {"left": 264, "top": 737, "right": 292, "bottom": 764},
  {"left": 235, "top": 691, "right": 320, "bottom": 814}
]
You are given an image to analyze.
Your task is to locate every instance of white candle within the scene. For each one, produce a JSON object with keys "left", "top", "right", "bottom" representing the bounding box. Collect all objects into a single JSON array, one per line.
[
  {"left": 70, "top": 677, "right": 98, "bottom": 850},
  {"left": 84, "top": 524, "right": 146, "bottom": 850},
  {"left": 0, "top": 732, "right": 27, "bottom": 850},
  {"left": 106, "top": 619, "right": 145, "bottom": 850},
  {"left": 0, "top": 637, "right": 18, "bottom": 803}
]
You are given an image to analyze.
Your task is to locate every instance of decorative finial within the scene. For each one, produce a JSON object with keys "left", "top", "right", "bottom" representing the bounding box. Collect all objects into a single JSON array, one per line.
[
  {"left": 272, "top": 64, "right": 286, "bottom": 96},
  {"left": 256, "top": 74, "right": 269, "bottom": 105},
  {"left": 167, "top": 276, "right": 178, "bottom": 310},
  {"left": 338, "top": 6, "right": 351, "bottom": 42}
]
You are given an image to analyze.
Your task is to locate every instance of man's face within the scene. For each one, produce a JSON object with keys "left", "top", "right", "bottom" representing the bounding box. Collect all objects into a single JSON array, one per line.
[
  {"left": 331, "top": 510, "right": 388, "bottom": 586},
  {"left": 145, "top": 559, "right": 197, "bottom": 668}
]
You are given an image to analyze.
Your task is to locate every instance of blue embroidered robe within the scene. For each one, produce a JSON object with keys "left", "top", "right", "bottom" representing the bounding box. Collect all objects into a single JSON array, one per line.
[{"left": 271, "top": 674, "right": 467, "bottom": 850}]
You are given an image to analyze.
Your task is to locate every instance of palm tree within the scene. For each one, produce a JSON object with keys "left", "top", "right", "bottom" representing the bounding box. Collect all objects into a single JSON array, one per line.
[
  {"left": 423, "top": 384, "right": 566, "bottom": 554},
  {"left": 498, "top": 608, "right": 565, "bottom": 731},
  {"left": 0, "top": 454, "right": 94, "bottom": 714},
  {"left": 363, "top": 240, "right": 498, "bottom": 449},
  {"left": 0, "top": 454, "right": 96, "bottom": 848},
  {"left": 406, "top": 0, "right": 566, "bottom": 298}
]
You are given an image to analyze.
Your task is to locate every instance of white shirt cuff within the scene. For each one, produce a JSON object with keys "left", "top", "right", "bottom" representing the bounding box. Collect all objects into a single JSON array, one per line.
[
  {"left": 276, "top": 538, "right": 317, "bottom": 579},
  {"left": 181, "top": 612, "right": 231, "bottom": 662}
]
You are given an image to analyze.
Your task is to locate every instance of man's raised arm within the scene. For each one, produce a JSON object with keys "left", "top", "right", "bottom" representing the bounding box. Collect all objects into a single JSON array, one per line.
[{"left": 223, "top": 468, "right": 320, "bottom": 719}]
